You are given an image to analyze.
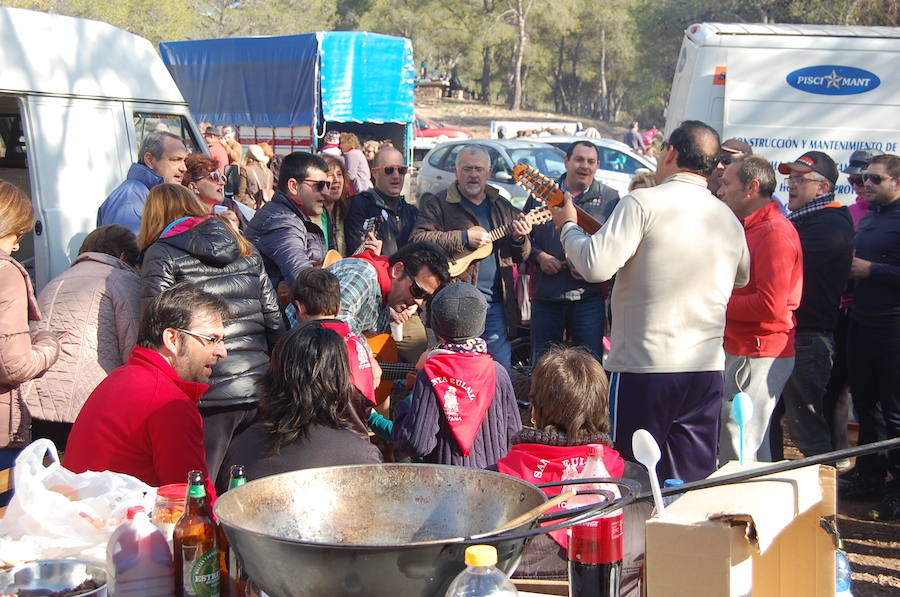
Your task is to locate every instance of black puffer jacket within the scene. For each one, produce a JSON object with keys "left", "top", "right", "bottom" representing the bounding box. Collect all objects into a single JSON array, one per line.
[{"left": 140, "top": 216, "right": 283, "bottom": 407}]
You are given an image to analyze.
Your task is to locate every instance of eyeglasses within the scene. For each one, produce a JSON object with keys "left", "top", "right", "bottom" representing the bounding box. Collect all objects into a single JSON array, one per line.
[
  {"left": 863, "top": 173, "right": 893, "bottom": 185},
  {"left": 206, "top": 171, "right": 227, "bottom": 184},
  {"left": 787, "top": 175, "right": 820, "bottom": 185},
  {"left": 301, "top": 179, "right": 332, "bottom": 192},
  {"left": 405, "top": 272, "right": 432, "bottom": 300},
  {"left": 176, "top": 328, "right": 225, "bottom": 347},
  {"left": 460, "top": 166, "right": 487, "bottom": 175},
  {"left": 848, "top": 175, "right": 864, "bottom": 186},
  {"left": 378, "top": 166, "right": 409, "bottom": 176}
]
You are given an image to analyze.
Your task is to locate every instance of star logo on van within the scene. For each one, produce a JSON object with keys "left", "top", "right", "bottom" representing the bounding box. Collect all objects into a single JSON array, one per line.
[{"left": 824, "top": 70, "right": 843, "bottom": 89}]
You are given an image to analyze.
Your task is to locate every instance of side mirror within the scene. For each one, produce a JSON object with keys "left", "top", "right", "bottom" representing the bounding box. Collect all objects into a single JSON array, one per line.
[{"left": 494, "top": 171, "right": 513, "bottom": 182}]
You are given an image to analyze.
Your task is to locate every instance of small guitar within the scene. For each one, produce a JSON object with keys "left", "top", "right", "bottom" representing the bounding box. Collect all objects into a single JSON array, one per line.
[
  {"left": 513, "top": 164, "right": 602, "bottom": 234},
  {"left": 366, "top": 333, "right": 416, "bottom": 405},
  {"left": 448, "top": 207, "right": 553, "bottom": 278}
]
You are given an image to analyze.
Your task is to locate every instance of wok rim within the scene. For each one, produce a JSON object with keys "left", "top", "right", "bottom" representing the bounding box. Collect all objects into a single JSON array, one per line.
[{"left": 214, "top": 463, "right": 548, "bottom": 549}]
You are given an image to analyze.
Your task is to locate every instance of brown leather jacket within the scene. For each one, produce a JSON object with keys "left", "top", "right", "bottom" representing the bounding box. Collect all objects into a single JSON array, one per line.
[
  {"left": 411, "top": 183, "right": 530, "bottom": 335},
  {"left": 0, "top": 251, "right": 59, "bottom": 448}
]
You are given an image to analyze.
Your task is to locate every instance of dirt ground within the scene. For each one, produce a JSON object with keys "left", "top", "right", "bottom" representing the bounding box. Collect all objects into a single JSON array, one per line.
[{"left": 416, "top": 97, "right": 626, "bottom": 141}]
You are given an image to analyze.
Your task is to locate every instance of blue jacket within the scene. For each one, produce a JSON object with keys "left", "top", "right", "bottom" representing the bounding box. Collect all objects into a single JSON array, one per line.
[
  {"left": 525, "top": 178, "right": 619, "bottom": 301},
  {"left": 97, "top": 164, "right": 163, "bottom": 234},
  {"left": 244, "top": 189, "right": 326, "bottom": 289}
]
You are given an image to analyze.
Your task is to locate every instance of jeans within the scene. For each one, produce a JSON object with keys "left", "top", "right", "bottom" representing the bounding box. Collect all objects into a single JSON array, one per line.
[
  {"left": 719, "top": 353, "right": 795, "bottom": 464},
  {"left": 530, "top": 296, "right": 605, "bottom": 365},
  {"left": 483, "top": 301, "right": 511, "bottom": 372},
  {"left": 0, "top": 448, "right": 20, "bottom": 507},
  {"left": 847, "top": 323, "right": 900, "bottom": 483},
  {"left": 200, "top": 403, "right": 259, "bottom": 492},
  {"left": 780, "top": 330, "right": 835, "bottom": 457}
]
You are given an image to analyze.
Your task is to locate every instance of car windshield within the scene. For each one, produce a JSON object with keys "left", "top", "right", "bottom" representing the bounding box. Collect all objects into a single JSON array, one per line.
[{"left": 507, "top": 147, "right": 565, "bottom": 178}]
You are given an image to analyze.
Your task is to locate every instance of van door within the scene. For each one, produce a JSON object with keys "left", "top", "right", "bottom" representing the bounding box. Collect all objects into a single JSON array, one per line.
[{"left": 19, "top": 94, "right": 131, "bottom": 288}]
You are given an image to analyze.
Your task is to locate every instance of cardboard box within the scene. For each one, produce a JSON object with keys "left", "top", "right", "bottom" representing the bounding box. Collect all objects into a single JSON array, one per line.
[{"left": 645, "top": 463, "right": 836, "bottom": 597}]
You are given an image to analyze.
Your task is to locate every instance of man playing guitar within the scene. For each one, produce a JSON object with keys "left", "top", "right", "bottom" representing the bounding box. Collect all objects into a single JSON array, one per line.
[{"left": 411, "top": 144, "right": 533, "bottom": 371}]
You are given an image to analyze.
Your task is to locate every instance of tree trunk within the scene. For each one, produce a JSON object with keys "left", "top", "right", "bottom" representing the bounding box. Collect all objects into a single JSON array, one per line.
[
  {"left": 599, "top": 26, "right": 609, "bottom": 121},
  {"left": 509, "top": 0, "right": 528, "bottom": 110},
  {"left": 481, "top": 45, "right": 492, "bottom": 104}
]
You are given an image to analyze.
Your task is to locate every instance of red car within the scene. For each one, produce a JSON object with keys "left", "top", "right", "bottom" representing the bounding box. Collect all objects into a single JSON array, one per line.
[{"left": 414, "top": 115, "right": 471, "bottom": 144}]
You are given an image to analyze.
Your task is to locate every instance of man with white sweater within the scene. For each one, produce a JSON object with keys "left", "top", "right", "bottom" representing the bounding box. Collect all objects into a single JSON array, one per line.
[{"left": 549, "top": 120, "right": 750, "bottom": 482}]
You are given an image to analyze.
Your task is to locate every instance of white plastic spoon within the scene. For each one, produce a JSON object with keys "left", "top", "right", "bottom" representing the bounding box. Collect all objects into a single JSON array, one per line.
[
  {"left": 731, "top": 391, "right": 754, "bottom": 465},
  {"left": 632, "top": 429, "right": 665, "bottom": 517}
]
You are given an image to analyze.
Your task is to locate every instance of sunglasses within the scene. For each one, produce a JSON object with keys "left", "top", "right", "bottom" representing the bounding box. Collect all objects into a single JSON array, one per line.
[
  {"left": 848, "top": 175, "right": 864, "bottom": 186},
  {"left": 718, "top": 154, "right": 735, "bottom": 166},
  {"left": 301, "top": 179, "right": 332, "bottom": 192},
  {"left": 405, "top": 272, "right": 432, "bottom": 300},
  {"left": 863, "top": 173, "right": 892, "bottom": 185},
  {"left": 379, "top": 166, "right": 409, "bottom": 176}
]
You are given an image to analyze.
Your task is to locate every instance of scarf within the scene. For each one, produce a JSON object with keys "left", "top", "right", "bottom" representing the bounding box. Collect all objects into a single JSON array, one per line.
[
  {"left": 496, "top": 430, "right": 624, "bottom": 549},
  {"left": 422, "top": 341, "right": 496, "bottom": 456},
  {"left": 787, "top": 191, "right": 841, "bottom": 222}
]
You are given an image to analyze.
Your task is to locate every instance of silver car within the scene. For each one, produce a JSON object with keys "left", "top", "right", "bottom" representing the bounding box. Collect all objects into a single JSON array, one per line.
[
  {"left": 534, "top": 135, "right": 656, "bottom": 196},
  {"left": 416, "top": 139, "right": 566, "bottom": 208}
]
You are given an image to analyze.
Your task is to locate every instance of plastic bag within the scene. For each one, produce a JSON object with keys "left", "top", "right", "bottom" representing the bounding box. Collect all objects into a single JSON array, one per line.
[{"left": 0, "top": 439, "right": 155, "bottom": 565}]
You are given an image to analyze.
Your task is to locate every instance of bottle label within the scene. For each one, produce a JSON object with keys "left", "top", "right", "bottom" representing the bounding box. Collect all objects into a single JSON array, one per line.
[
  {"left": 568, "top": 513, "right": 624, "bottom": 565},
  {"left": 228, "top": 478, "right": 247, "bottom": 490},
  {"left": 181, "top": 547, "right": 220, "bottom": 597},
  {"left": 188, "top": 483, "right": 207, "bottom": 498}
]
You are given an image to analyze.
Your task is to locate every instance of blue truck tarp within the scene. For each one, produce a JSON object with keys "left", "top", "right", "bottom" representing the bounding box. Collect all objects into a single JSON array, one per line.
[{"left": 159, "top": 31, "right": 414, "bottom": 129}]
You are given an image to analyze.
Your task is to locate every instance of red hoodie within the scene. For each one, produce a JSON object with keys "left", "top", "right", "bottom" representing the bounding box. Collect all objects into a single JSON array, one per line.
[
  {"left": 497, "top": 441, "right": 623, "bottom": 548},
  {"left": 65, "top": 346, "right": 217, "bottom": 500},
  {"left": 725, "top": 200, "right": 803, "bottom": 358}
]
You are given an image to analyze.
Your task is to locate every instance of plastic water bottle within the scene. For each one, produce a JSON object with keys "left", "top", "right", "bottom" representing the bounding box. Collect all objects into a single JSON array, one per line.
[
  {"left": 445, "top": 545, "right": 518, "bottom": 596},
  {"left": 107, "top": 505, "right": 175, "bottom": 596},
  {"left": 835, "top": 539, "right": 853, "bottom": 596},
  {"left": 662, "top": 478, "right": 684, "bottom": 507}
]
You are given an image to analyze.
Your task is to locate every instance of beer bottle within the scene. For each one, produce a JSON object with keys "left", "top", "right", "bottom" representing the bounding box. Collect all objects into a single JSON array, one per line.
[
  {"left": 219, "top": 465, "right": 248, "bottom": 597},
  {"left": 174, "top": 470, "right": 220, "bottom": 597}
]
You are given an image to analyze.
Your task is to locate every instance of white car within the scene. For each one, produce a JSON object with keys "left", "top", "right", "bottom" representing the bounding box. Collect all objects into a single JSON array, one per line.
[
  {"left": 416, "top": 139, "right": 566, "bottom": 208},
  {"left": 532, "top": 135, "right": 655, "bottom": 196}
]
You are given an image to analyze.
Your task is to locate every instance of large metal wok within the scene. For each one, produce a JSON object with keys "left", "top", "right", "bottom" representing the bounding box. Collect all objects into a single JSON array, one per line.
[{"left": 214, "top": 463, "right": 638, "bottom": 597}]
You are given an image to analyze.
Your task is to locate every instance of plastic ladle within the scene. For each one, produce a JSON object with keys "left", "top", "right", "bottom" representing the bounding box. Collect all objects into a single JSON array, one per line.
[
  {"left": 730, "top": 391, "right": 754, "bottom": 464},
  {"left": 632, "top": 429, "right": 665, "bottom": 517}
]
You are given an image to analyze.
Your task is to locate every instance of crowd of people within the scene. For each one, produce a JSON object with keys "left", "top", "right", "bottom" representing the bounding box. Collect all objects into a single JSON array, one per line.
[{"left": 0, "top": 117, "right": 897, "bottom": 579}]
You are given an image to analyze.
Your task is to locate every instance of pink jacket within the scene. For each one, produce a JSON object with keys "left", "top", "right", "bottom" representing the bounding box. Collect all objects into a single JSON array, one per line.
[
  {"left": 0, "top": 251, "right": 59, "bottom": 448},
  {"left": 26, "top": 252, "right": 141, "bottom": 423}
]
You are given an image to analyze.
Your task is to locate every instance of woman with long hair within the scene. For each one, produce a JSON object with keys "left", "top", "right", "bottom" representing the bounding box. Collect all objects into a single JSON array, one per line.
[
  {"left": 236, "top": 144, "right": 274, "bottom": 209},
  {"left": 27, "top": 225, "right": 142, "bottom": 452},
  {"left": 339, "top": 132, "right": 372, "bottom": 194},
  {"left": 139, "top": 183, "right": 283, "bottom": 486},
  {"left": 0, "top": 181, "right": 60, "bottom": 505},
  {"left": 319, "top": 154, "right": 351, "bottom": 256},
  {"left": 181, "top": 153, "right": 249, "bottom": 229},
  {"left": 219, "top": 322, "right": 381, "bottom": 490}
]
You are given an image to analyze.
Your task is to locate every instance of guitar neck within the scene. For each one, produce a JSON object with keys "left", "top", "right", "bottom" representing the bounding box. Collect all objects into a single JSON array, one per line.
[{"left": 378, "top": 361, "right": 416, "bottom": 380}]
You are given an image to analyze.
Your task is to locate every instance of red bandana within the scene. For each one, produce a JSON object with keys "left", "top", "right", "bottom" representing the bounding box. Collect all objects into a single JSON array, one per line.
[
  {"left": 423, "top": 352, "right": 496, "bottom": 456},
  {"left": 319, "top": 321, "right": 377, "bottom": 404},
  {"left": 497, "top": 443, "right": 624, "bottom": 548},
  {"left": 348, "top": 250, "right": 392, "bottom": 306}
]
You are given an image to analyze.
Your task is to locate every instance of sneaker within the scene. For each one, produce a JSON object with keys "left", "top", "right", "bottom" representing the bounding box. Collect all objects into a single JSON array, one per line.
[
  {"left": 868, "top": 495, "right": 900, "bottom": 521},
  {"left": 838, "top": 469, "right": 884, "bottom": 500}
]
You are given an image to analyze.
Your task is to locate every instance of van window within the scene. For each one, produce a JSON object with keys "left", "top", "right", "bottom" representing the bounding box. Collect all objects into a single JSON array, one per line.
[
  {"left": 133, "top": 112, "right": 201, "bottom": 153},
  {"left": 599, "top": 148, "right": 643, "bottom": 176}
]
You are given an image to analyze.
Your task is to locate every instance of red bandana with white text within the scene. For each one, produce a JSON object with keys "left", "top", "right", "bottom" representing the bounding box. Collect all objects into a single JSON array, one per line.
[
  {"left": 319, "top": 321, "right": 377, "bottom": 404},
  {"left": 423, "top": 351, "right": 496, "bottom": 456}
]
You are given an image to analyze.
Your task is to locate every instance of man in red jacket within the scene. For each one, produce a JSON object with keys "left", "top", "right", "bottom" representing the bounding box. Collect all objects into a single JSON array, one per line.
[
  {"left": 64, "top": 284, "right": 228, "bottom": 495},
  {"left": 716, "top": 156, "right": 803, "bottom": 463}
]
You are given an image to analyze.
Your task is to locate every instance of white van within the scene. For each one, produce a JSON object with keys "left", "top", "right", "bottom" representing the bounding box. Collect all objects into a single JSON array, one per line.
[
  {"left": 665, "top": 23, "right": 900, "bottom": 204},
  {"left": 0, "top": 7, "right": 204, "bottom": 289}
]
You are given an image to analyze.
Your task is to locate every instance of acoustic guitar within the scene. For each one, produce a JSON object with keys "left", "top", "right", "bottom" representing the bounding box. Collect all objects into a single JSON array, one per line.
[
  {"left": 448, "top": 207, "right": 552, "bottom": 278},
  {"left": 366, "top": 333, "right": 416, "bottom": 406},
  {"left": 512, "top": 164, "right": 603, "bottom": 234}
]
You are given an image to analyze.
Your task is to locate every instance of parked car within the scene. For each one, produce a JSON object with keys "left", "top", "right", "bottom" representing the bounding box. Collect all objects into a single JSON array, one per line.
[
  {"left": 416, "top": 139, "right": 566, "bottom": 207},
  {"left": 414, "top": 115, "right": 471, "bottom": 145},
  {"left": 530, "top": 135, "right": 655, "bottom": 196}
]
